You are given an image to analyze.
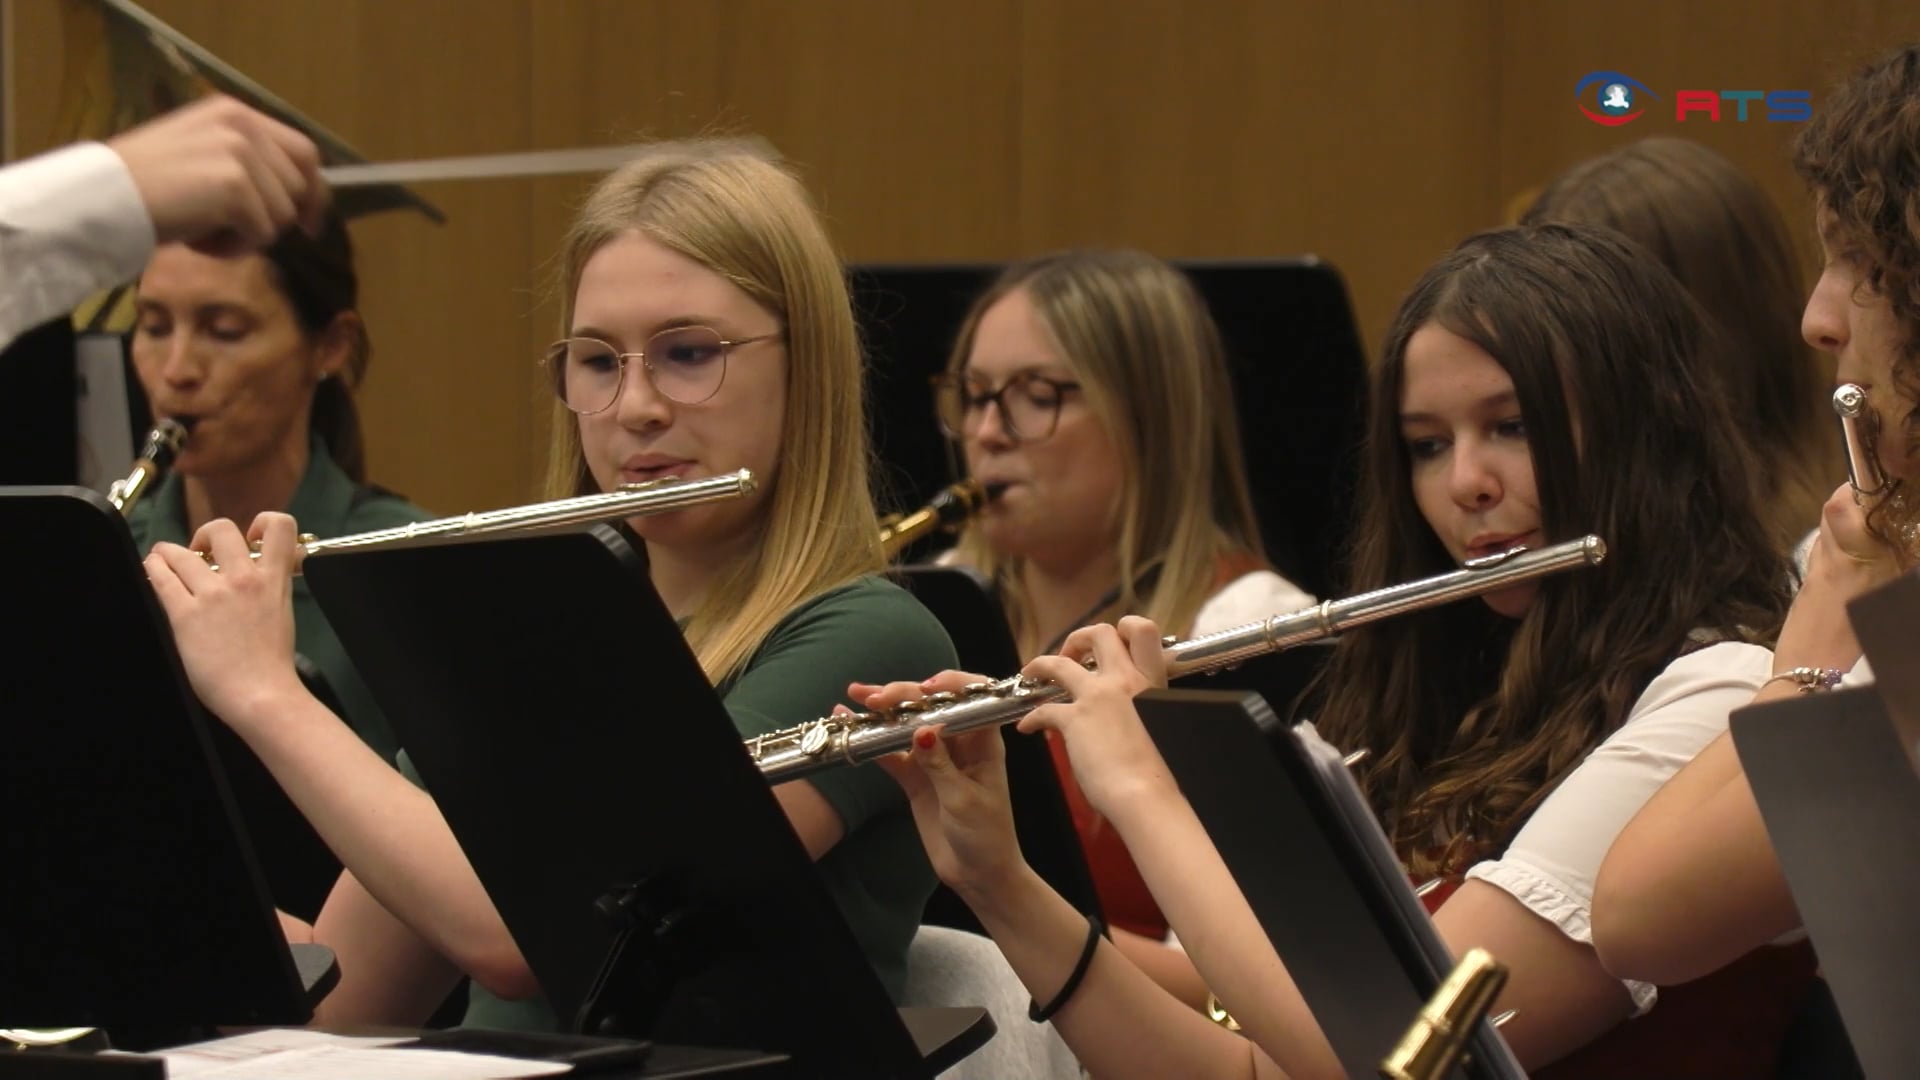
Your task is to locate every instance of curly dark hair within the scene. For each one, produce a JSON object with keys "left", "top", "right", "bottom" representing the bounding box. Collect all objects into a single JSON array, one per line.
[{"left": 1794, "top": 42, "right": 1920, "bottom": 548}]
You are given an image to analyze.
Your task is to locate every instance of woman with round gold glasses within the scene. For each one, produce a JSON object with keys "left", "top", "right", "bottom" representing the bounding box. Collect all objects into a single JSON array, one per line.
[
  {"left": 926, "top": 249, "right": 1314, "bottom": 1009},
  {"left": 544, "top": 324, "right": 782, "bottom": 414},
  {"left": 143, "top": 137, "right": 954, "bottom": 1034}
]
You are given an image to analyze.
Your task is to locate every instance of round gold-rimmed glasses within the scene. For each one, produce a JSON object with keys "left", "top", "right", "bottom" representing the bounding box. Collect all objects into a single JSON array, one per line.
[{"left": 544, "top": 326, "right": 780, "bottom": 414}]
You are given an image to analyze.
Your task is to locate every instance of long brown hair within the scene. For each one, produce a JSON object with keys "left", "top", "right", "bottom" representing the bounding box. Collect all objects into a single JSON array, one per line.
[
  {"left": 1523, "top": 136, "right": 1837, "bottom": 550},
  {"left": 947, "top": 250, "right": 1268, "bottom": 638},
  {"left": 1794, "top": 42, "right": 1920, "bottom": 551},
  {"left": 1306, "top": 224, "right": 1792, "bottom": 878},
  {"left": 542, "top": 137, "right": 882, "bottom": 684},
  {"left": 260, "top": 210, "right": 371, "bottom": 483}
]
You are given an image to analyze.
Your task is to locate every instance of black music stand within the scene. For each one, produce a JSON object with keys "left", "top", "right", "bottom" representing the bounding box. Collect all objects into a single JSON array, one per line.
[
  {"left": 852, "top": 258, "right": 1369, "bottom": 599},
  {"left": 0, "top": 487, "right": 335, "bottom": 1047},
  {"left": 303, "top": 527, "right": 993, "bottom": 1079},
  {"left": 1170, "top": 640, "right": 1337, "bottom": 741},
  {"left": 1730, "top": 686, "right": 1920, "bottom": 1080},
  {"left": 0, "top": 317, "right": 81, "bottom": 485},
  {"left": 889, "top": 565, "right": 1105, "bottom": 934},
  {"left": 1848, "top": 567, "right": 1920, "bottom": 778},
  {"left": 1135, "top": 689, "right": 1525, "bottom": 1080}
]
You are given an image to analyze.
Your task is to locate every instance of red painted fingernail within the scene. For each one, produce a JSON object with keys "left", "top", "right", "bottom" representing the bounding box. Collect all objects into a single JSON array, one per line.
[{"left": 914, "top": 727, "right": 937, "bottom": 750}]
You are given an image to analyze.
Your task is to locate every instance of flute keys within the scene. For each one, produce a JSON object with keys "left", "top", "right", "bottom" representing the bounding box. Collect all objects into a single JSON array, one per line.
[{"left": 798, "top": 720, "right": 833, "bottom": 757}]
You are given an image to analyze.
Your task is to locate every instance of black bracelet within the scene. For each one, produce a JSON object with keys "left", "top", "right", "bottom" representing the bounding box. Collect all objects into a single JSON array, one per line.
[{"left": 1029, "top": 915, "right": 1106, "bottom": 1023}]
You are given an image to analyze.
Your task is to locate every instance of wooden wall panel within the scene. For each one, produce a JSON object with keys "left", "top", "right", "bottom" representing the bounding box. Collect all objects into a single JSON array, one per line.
[
  {"left": 9, "top": 0, "right": 1920, "bottom": 515},
  {"left": 1494, "top": 2, "right": 1920, "bottom": 274},
  {"left": 1018, "top": 0, "right": 1500, "bottom": 355}
]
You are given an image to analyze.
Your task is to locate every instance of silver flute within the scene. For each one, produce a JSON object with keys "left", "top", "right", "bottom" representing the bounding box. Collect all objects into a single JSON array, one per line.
[
  {"left": 751, "top": 533, "right": 1609, "bottom": 782},
  {"left": 202, "top": 469, "right": 757, "bottom": 572}
]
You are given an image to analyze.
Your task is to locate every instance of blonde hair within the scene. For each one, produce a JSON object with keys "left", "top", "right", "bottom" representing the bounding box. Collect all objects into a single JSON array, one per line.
[
  {"left": 950, "top": 250, "right": 1267, "bottom": 638},
  {"left": 543, "top": 138, "right": 881, "bottom": 683}
]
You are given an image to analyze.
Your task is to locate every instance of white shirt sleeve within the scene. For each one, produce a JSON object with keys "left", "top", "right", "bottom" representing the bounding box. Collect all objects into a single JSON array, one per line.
[
  {"left": 1461, "top": 640, "right": 1775, "bottom": 1016},
  {"left": 0, "top": 142, "right": 154, "bottom": 353},
  {"left": 1191, "top": 569, "right": 1317, "bottom": 636}
]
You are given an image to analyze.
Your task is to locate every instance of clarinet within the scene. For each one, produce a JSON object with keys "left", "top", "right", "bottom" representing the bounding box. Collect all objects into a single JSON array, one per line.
[{"left": 106, "top": 418, "right": 193, "bottom": 516}]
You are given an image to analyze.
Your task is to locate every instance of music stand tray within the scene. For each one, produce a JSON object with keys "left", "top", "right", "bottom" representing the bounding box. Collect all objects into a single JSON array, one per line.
[
  {"left": 0, "top": 487, "right": 333, "bottom": 1038},
  {"left": 1730, "top": 687, "right": 1920, "bottom": 1080},
  {"left": 303, "top": 526, "right": 991, "bottom": 1079},
  {"left": 1135, "top": 688, "right": 1524, "bottom": 1080}
]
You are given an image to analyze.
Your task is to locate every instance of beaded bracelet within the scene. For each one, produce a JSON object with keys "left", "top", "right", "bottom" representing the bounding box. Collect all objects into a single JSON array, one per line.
[
  {"left": 1029, "top": 916, "right": 1106, "bottom": 1023},
  {"left": 1762, "top": 666, "right": 1846, "bottom": 694}
]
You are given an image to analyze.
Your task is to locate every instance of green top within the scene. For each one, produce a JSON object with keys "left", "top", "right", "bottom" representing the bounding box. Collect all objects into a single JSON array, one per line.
[
  {"left": 446, "top": 574, "right": 952, "bottom": 1032},
  {"left": 125, "top": 436, "right": 435, "bottom": 764}
]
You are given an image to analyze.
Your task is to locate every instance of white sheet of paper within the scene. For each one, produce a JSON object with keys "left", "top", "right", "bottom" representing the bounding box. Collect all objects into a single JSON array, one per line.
[
  {"left": 132, "top": 1029, "right": 567, "bottom": 1078},
  {"left": 149, "top": 1027, "right": 407, "bottom": 1061},
  {"left": 186, "top": 1045, "right": 573, "bottom": 1078}
]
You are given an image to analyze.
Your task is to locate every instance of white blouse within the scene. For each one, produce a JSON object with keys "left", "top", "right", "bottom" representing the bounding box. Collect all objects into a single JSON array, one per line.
[
  {"left": 1191, "top": 569, "right": 1317, "bottom": 635},
  {"left": 1462, "top": 640, "right": 1775, "bottom": 1014},
  {"left": 0, "top": 142, "right": 153, "bottom": 353}
]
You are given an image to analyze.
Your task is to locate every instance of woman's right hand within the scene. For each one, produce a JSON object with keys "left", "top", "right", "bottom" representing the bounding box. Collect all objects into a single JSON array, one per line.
[{"left": 858, "top": 671, "right": 1029, "bottom": 903}]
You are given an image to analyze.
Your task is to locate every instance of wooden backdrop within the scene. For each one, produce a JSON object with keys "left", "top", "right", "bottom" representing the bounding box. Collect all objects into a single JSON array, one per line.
[{"left": 7, "top": 0, "right": 1920, "bottom": 514}]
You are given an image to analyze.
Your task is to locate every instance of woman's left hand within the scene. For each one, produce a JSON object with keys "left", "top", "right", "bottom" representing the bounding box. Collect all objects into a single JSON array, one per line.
[
  {"left": 862, "top": 671, "right": 1030, "bottom": 903},
  {"left": 1019, "top": 615, "right": 1179, "bottom": 817}
]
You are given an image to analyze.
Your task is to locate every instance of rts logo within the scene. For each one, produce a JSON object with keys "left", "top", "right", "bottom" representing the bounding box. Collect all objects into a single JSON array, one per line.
[
  {"left": 1575, "top": 71, "right": 1811, "bottom": 125},
  {"left": 1576, "top": 71, "right": 1659, "bottom": 126}
]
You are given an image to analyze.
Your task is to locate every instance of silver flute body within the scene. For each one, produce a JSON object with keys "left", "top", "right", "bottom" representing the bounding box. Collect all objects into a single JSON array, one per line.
[
  {"left": 301, "top": 469, "right": 757, "bottom": 558},
  {"left": 203, "top": 470, "right": 757, "bottom": 572},
  {"left": 751, "top": 533, "right": 1608, "bottom": 782}
]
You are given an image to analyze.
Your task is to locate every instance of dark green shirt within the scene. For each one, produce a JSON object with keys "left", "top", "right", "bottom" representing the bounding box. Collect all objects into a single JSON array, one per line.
[
  {"left": 450, "top": 574, "right": 953, "bottom": 1032},
  {"left": 125, "top": 437, "right": 434, "bottom": 763}
]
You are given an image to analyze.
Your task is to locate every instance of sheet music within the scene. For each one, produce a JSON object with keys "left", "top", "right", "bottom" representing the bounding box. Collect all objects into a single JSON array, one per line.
[
  {"left": 132, "top": 1029, "right": 571, "bottom": 1078},
  {"left": 1290, "top": 722, "right": 1530, "bottom": 1080},
  {"left": 1293, "top": 723, "right": 1450, "bottom": 956}
]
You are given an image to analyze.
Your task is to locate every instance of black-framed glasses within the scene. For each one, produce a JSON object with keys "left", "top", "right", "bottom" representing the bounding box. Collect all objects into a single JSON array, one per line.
[
  {"left": 543, "top": 326, "right": 781, "bottom": 414},
  {"left": 932, "top": 371, "right": 1083, "bottom": 444}
]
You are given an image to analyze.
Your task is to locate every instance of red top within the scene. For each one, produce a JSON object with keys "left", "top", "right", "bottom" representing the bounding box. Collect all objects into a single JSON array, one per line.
[{"left": 1416, "top": 875, "right": 1816, "bottom": 1078}]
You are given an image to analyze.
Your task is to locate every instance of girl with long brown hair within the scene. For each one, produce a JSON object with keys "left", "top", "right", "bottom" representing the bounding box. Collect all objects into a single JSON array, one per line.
[{"left": 864, "top": 223, "right": 1808, "bottom": 1077}]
